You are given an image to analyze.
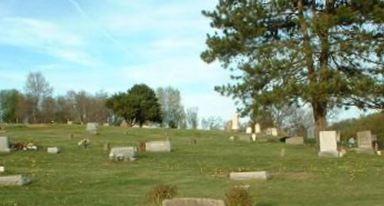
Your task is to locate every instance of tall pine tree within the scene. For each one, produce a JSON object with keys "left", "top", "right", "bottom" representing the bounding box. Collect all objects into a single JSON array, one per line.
[{"left": 202, "top": 0, "right": 384, "bottom": 141}]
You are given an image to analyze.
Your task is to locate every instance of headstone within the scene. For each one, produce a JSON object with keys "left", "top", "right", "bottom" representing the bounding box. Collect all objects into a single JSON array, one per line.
[
  {"left": 103, "top": 123, "right": 110, "bottom": 127},
  {"left": 266, "top": 128, "right": 278, "bottom": 136},
  {"left": 120, "top": 120, "right": 128, "bottom": 128},
  {"left": 237, "top": 135, "right": 251, "bottom": 142},
  {"left": 109, "top": 147, "right": 136, "bottom": 161},
  {"left": 0, "top": 175, "right": 30, "bottom": 186},
  {"left": 254, "top": 123, "right": 261, "bottom": 133},
  {"left": 86, "top": 122, "right": 99, "bottom": 135},
  {"left": 162, "top": 198, "right": 225, "bottom": 206},
  {"left": 0, "top": 136, "right": 11, "bottom": 153},
  {"left": 47, "top": 147, "right": 60, "bottom": 154},
  {"left": 231, "top": 114, "right": 240, "bottom": 131},
  {"left": 318, "top": 131, "right": 339, "bottom": 157},
  {"left": 0, "top": 166, "right": 4, "bottom": 173},
  {"left": 251, "top": 134, "right": 257, "bottom": 142},
  {"left": 356, "top": 130, "right": 374, "bottom": 154},
  {"left": 230, "top": 171, "right": 269, "bottom": 180},
  {"left": 286, "top": 136, "right": 304, "bottom": 145},
  {"left": 245, "top": 127, "right": 252, "bottom": 134},
  {"left": 67, "top": 121, "right": 73, "bottom": 125},
  {"left": 145, "top": 140, "right": 171, "bottom": 152}
]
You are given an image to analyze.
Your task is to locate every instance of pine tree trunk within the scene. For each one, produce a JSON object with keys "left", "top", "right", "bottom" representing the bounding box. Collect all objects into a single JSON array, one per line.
[{"left": 312, "top": 102, "right": 327, "bottom": 146}]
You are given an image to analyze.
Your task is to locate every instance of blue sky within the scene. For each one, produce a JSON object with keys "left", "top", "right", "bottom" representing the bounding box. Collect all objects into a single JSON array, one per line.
[{"left": 0, "top": 0, "right": 371, "bottom": 122}]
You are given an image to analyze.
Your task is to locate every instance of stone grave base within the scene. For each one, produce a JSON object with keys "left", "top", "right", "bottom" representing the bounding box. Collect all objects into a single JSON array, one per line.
[
  {"left": 0, "top": 175, "right": 30, "bottom": 186},
  {"left": 163, "top": 198, "right": 225, "bottom": 206},
  {"left": 318, "top": 151, "right": 340, "bottom": 158}
]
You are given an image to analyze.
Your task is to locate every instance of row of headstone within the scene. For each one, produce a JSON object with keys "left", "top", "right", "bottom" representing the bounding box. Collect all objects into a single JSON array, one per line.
[
  {"left": 318, "top": 130, "right": 378, "bottom": 157},
  {"left": 108, "top": 140, "right": 171, "bottom": 161}
]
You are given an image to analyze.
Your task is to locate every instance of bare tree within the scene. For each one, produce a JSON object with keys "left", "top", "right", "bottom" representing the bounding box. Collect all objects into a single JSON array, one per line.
[
  {"left": 24, "top": 72, "right": 53, "bottom": 123},
  {"left": 186, "top": 107, "right": 199, "bottom": 129}
]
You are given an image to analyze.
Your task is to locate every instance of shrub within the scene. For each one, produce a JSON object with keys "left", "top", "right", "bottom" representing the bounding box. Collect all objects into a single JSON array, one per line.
[
  {"left": 146, "top": 184, "right": 177, "bottom": 206},
  {"left": 225, "top": 187, "right": 253, "bottom": 206}
]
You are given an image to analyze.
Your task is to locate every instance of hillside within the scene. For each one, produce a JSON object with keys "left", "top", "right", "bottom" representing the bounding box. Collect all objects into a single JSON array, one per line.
[{"left": 1, "top": 125, "right": 384, "bottom": 205}]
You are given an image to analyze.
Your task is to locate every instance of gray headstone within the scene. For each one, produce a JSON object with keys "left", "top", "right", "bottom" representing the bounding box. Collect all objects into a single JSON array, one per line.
[
  {"left": 356, "top": 131, "right": 374, "bottom": 154},
  {"left": 229, "top": 171, "right": 269, "bottom": 180},
  {"left": 163, "top": 198, "right": 225, "bottom": 206},
  {"left": 236, "top": 135, "right": 251, "bottom": 142},
  {"left": 145, "top": 140, "right": 171, "bottom": 152},
  {"left": 286, "top": 136, "right": 304, "bottom": 145},
  {"left": 318, "top": 131, "right": 340, "bottom": 157},
  {"left": 0, "top": 136, "right": 10, "bottom": 153},
  {"left": 86, "top": 122, "right": 99, "bottom": 134},
  {"left": 0, "top": 175, "right": 30, "bottom": 186},
  {"left": 109, "top": 147, "right": 136, "bottom": 161},
  {"left": 47, "top": 147, "right": 60, "bottom": 154}
]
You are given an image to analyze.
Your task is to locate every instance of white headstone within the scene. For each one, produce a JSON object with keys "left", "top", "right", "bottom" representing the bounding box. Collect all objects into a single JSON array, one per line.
[
  {"left": 254, "top": 123, "right": 261, "bottom": 133},
  {"left": 356, "top": 130, "right": 374, "bottom": 154},
  {"left": 318, "top": 131, "right": 339, "bottom": 157},
  {"left": 109, "top": 147, "right": 136, "bottom": 161},
  {"left": 0, "top": 175, "right": 30, "bottom": 186},
  {"left": 286, "top": 136, "right": 304, "bottom": 145},
  {"left": 0, "top": 166, "right": 4, "bottom": 173},
  {"left": 0, "top": 136, "right": 10, "bottom": 153},
  {"left": 251, "top": 134, "right": 257, "bottom": 142},
  {"left": 245, "top": 127, "right": 252, "bottom": 134},
  {"left": 86, "top": 122, "right": 99, "bottom": 134},
  {"left": 47, "top": 147, "right": 60, "bottom": 154},
  {"left": 230, "top": 171, "right": 269, "bottom": 181},
  {"left": 163, "top": 198, "right": 225, "bottom": 206},
  {"left": 266, "top": 128, "right": 278, "bottom": 136},
  {"left": 145, "top": 140, "right": 171, "bottom": 152},
  {"left": 231, "top": 114, "right": 240, "bottom": 131}
]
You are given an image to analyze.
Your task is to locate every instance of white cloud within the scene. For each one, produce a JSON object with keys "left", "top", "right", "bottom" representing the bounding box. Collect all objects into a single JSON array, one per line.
[{"left": 0, "top": 17, "right": 97, "bottom": 66}]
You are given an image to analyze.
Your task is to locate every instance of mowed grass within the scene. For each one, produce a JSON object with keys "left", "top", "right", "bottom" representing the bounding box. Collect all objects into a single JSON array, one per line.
[{"left": 1, "top": 125, "right": 384, "bottom": 206}]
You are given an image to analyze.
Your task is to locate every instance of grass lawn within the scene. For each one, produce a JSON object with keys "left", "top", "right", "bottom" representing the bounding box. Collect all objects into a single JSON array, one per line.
[{"left": 1, "top": 125, "right": 384, "bottom": 206}]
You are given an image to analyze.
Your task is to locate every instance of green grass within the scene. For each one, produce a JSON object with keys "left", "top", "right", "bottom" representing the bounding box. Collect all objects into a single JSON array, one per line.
[{"left": 1, "top": 125, "right": 384, "bottom": 206}]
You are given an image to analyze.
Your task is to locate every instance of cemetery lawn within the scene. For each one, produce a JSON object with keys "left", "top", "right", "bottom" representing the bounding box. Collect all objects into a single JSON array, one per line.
[{"left": 1, "top": 125, "right": 384, "bottom": 206}]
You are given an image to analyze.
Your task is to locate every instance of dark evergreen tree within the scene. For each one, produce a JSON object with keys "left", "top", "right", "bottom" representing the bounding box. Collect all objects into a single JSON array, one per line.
[{"left": 202, "top": 0, "right": 384, "bottom": 141}]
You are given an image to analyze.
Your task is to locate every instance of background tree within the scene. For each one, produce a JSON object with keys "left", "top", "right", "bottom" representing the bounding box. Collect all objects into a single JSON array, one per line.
[
  {"left": 107, "top": 84, "right": 162, "bottom": 127},
  {"left": 201, "top": 116, "right": 224, "bottom": 130},
  {"left": 186, "top": 107, "right": 199, "bottom": 129},
  {"left": 202, "top": 0, "right": 384, "bottom": 142},
  {"left": 0, "top": 89, "right": 23, "bottom": 123},
  {"left": 24, "top": 72, "right": 53, "bottom": 123},
  {"left": 156, "top": 87, "right": 186, "bottom": 128}
]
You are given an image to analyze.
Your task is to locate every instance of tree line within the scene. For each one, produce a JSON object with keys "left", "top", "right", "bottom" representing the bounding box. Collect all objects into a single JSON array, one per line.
[{"left": 0, "top": 72, "right": 201, "bottom": 129}]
